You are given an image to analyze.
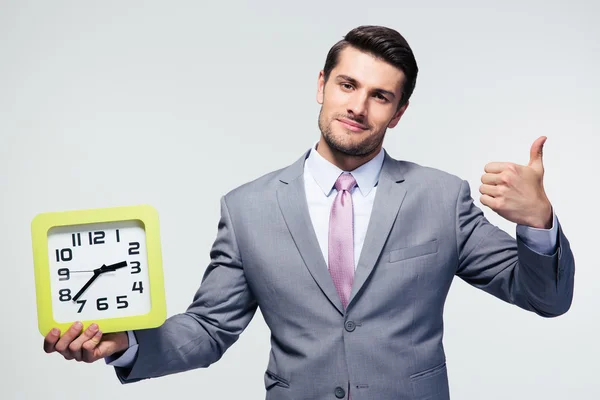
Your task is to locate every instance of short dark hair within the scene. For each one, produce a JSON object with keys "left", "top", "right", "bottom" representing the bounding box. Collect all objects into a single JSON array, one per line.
[{"left": 323, "top": 25, "right": 418, "bottom": 109}]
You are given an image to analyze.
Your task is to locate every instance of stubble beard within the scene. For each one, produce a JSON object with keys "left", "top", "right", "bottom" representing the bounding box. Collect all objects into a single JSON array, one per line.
[{"left": 318, "top": 108, "right": 385, "bottom": 157}]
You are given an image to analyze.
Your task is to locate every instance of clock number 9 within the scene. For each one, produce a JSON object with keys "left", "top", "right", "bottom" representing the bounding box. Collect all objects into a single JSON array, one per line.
[{"left": 58, "top": 268, "right": 70, "bottom": 281}]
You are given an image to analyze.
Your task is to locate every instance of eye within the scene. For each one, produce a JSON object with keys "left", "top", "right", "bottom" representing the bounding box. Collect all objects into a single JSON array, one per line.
[
  {"left": 374, "top": 93, "right": 389, "bottom": 102},
  {"left": 341, "top": 83, "right": 354, "bottom": 90}
]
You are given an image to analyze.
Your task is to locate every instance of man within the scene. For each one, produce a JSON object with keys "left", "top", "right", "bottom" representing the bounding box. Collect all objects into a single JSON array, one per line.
[{"left": 43, "top": 25, "right": 575, "bottom": 399}]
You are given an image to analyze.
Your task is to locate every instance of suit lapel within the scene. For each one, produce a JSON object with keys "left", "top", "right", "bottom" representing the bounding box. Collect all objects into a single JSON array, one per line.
[
  {"left": 276, "top": 151, "right": 345, "bottom": 315},
  {"left": 348, "top": 151, "right": 407, "bottom": 308}
]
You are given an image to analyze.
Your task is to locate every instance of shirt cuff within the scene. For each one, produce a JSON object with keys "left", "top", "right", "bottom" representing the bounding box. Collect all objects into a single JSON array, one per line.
[
  {"left": 516, "top": 209, "right": 559, "bottom": 255},
  {"left": 104, "top": 330, "right": 138, "bottom": 368}
]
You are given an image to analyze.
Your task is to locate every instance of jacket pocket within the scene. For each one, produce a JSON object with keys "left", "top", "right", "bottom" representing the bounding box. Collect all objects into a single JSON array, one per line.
[
  {"left": 389, "top": 239, "right": 438, "bottom": 263},
  {"left": 410, "top": 361, "right": 447, "bottom": 381},
  {"left": 410, "top": 362, "right": 450, "bottom": 399},
  {"left": 265, "top": 370, "right": 290, "bottom": 390}
]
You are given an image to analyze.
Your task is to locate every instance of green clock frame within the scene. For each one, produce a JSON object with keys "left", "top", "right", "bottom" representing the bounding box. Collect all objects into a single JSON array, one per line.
[{"left": 31, "top": 204, "right": 166, "bottom": 336}]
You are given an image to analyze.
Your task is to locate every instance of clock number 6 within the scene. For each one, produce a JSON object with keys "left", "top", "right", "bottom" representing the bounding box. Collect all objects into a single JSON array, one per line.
[{"left": 97, "top": 298, "right": 109, "bottom": 311}]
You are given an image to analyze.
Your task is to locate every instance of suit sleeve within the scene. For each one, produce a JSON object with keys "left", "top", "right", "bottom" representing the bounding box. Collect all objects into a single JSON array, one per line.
[
  {"left": 114, "top": 195, "right": 258, "bottom": 383},
  {"left": 454, "top": 180, "right": 575, "bottom": 317}
]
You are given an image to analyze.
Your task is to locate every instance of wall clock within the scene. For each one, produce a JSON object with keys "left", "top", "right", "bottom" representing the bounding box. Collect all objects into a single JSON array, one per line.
[{"left": 31, "top": 204, "right": 166, "bottom": 335}]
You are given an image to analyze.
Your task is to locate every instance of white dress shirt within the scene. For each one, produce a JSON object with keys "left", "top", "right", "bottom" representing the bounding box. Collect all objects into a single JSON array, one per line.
[{"left": 107, "top": 144, "right": 559, "bottom": 368}]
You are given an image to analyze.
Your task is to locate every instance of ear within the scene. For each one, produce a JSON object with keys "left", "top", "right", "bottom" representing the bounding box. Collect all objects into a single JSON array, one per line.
[
  {"left": 388, "top": 101, "right": 409, "bottom": 128},
  {"left": 317, "top": 70, "right": 325, "bottom": 104}
]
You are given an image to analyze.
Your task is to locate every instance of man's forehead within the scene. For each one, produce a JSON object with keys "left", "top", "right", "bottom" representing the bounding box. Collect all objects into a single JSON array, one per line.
[{"left": 333, "top": 46, "right": 405, "bottom": 91}]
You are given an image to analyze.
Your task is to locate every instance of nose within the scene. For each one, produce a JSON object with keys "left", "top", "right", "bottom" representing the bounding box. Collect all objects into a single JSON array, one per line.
[{"left": 347, "top": 91, "right": 368, "bottom": 120}]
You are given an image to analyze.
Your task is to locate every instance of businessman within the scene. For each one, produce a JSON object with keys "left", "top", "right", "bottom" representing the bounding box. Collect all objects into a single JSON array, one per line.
[{"left": 43, "top": 25, "right": 575, "bottom": 399}]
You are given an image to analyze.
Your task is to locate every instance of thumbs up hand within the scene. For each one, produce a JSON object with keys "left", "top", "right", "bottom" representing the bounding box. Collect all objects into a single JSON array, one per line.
[{"left": 479, "top": 136, "right": 553, "bottom": 229}]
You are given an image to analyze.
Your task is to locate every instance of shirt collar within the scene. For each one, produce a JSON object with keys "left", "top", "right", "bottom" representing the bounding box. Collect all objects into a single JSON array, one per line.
[{"left": 306, "top": 141, "right": 384, "bottom": 197}]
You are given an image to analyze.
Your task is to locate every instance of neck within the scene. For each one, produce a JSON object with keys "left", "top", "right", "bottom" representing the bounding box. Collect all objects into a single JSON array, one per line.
[{"left": 316, "top": 136, "right": 381, "bottom": 172}]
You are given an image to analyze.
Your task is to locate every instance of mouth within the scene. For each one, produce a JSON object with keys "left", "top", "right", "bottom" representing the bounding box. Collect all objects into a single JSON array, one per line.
[{"left": 336, "top": 118, "right": 368, "bottom": 132}]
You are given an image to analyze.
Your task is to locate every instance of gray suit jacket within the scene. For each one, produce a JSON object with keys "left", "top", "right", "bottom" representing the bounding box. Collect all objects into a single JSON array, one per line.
[{"left": 115, "top": 149, "right": 575, "bottom": 400}]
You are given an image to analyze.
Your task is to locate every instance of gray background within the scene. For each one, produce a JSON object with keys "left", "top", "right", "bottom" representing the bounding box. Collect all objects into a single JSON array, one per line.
[{"left": 1, "top": 0, "right": 598, "bottom": 398}]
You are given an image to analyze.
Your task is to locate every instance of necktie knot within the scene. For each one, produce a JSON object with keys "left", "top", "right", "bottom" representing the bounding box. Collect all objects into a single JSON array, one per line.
[{"left": 335, "top": 173, "right": 357, "bottom": 193}]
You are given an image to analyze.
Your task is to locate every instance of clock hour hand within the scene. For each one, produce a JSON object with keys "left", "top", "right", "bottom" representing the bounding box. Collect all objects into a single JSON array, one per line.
[
  {"left": 100, "top": 261, "right": 128, "bottom": 273},
  {"left": 72, "top": 271, "right": 101, "bottom": 302}
]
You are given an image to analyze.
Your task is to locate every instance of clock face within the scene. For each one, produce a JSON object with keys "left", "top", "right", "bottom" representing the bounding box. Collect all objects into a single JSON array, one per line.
[{"left": 47, "top": 220, "right": 151, "bottom": 323}]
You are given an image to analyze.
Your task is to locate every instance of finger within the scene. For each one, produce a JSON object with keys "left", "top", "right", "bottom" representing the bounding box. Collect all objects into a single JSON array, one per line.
[
  {"left": 484, "top": 162, "right": 510, "bottom": 174},
  {"left": 95, "top": 334, "right": 126, "bottom": 359},
  {"left": 480, "top": 173, "right": 503, "bottom": 185},
  {"left": 43, "top": 328, "right": 61, "bottom": 354},
  {"left": 54, "top": 321, "right": 83, "bottom": 359},
  {"left": 69, "top": 323, "right": 99, "bottom": 362},
  {"left": 480, "top": 194, "right": 497, "bottom": 209},
  {"left": 528, "top": 136, "right": 546, "bottom": 167},
  {"left": 479, "top": 184, "right": 501, "bottom": 197},
  {"left": 82, "top": 330, "right": 103, "bottom": 363}
]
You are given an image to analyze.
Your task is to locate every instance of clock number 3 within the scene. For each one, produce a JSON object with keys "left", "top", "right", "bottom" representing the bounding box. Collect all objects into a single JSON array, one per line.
[
  {"left": 130, "top": 261, "right": 141, "bottom": 274},
  {"left": 129, "top": 242, "right": 142, "bottom": 274}
]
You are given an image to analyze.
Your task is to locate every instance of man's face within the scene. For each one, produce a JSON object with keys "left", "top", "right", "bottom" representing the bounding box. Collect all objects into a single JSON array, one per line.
[{"left": 317, "top": 46, "right": 408, "bottom": 157}]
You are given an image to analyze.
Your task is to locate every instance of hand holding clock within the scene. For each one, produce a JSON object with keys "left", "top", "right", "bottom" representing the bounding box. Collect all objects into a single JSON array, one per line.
[
  {"left": 33, "top": 205, "right": 165, "bottom": 365},
  {"left": 43, "top": 322, "right": 129, "bottom": 363},
  {"left": 44, "top": 261, "right": 130, "bottom": 362}
]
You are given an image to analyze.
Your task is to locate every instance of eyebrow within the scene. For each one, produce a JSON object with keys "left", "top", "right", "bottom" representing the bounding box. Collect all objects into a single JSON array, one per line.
[{"left": 335, "top": 74, "right": 397, "bottom": 100}]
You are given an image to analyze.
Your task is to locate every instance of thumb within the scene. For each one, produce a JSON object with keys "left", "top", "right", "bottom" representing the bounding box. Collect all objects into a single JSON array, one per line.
[
  {"left": 96, "top": 332, "right": 130, "bottom": 359},
  {"left": 528, "top": 136, "right": 546, "bottom": 171}
]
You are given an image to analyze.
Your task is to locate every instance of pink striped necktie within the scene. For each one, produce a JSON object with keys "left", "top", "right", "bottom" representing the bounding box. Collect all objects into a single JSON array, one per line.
[{"left": 328, "top": 172, "right": 357, "bottom": 311}]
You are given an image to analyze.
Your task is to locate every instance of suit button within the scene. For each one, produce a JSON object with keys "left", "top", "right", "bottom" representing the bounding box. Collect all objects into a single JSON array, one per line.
[
  {"left": 345, "top": 320, "right": 356, "bottom": 332},
  {"left": 335, "top": 387, "right": 346, "bottom": 398}
]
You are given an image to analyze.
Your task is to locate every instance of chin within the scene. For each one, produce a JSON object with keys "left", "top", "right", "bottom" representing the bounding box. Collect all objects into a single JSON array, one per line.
[{"left": 329, "top": 138, "right": 375, "bottom": 157}]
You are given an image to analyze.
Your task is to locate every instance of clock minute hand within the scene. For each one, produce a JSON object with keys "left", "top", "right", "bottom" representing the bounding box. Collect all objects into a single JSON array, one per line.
[{"left": 72, "top": 270, "right": 101, "bottom": 302}]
